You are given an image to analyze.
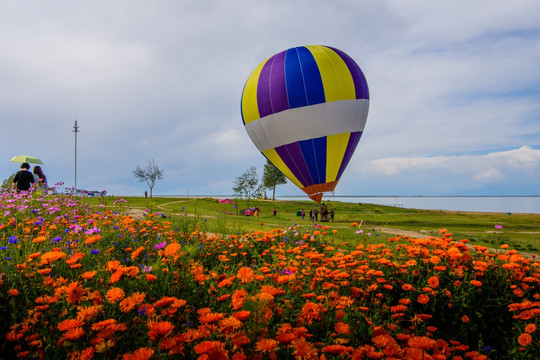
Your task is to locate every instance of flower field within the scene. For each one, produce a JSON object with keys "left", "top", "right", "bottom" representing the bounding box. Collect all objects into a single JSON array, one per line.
[{"left": 1, "top": 192, "right": 539, "bottom": 359}]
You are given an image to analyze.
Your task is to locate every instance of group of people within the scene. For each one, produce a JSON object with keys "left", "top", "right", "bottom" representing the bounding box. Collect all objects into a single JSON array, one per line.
[
  {"left": 11, "top": 162, "right": 48, "bottom": 192},
  {"left": 303, "top": 204, "right": 335, "bottom": 222}
]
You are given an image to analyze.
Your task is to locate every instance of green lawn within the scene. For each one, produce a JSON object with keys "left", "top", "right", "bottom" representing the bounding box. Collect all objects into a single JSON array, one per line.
[{"left": 85, "top": 196, "right": 540, "bottom": 254}]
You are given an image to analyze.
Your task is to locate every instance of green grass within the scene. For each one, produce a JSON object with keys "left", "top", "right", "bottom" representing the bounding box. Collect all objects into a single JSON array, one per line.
[{"left": 84, "top": 196, "right": 540, "bottom": 253}]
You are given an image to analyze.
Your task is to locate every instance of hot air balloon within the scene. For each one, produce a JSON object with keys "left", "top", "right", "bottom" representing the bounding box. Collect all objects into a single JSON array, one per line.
[{"left": 241, "top": 45, "right": 369, "bottom": 203}]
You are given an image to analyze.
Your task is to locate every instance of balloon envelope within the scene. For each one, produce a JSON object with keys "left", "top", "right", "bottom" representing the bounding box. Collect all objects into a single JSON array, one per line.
[{"left": 241, "top": 45, "right": 369, "bottom": 203}]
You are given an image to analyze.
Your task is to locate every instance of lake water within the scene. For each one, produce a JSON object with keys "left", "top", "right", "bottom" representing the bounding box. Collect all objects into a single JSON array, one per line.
[{"left": 275, "top": 196, "right": 540, "bottom": 214}]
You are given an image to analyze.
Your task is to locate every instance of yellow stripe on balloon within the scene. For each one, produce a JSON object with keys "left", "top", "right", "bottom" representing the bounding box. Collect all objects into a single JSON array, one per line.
[
  {"left": 263, "top": 148, "right": 304, "bottom": 189},
  {"left": 306, "top": 45, "right": 356, "bottom": 102},
  {"left": 326, "top": 132, "right": 350, "bottom": 182},
  {"left": 241, "top": 60, "right": 267, "bottom": 124}
]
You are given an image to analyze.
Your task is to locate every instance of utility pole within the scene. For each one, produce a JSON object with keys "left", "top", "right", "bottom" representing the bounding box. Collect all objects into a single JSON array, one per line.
[{"left": 73, "top": 120, "right": 80, "bottom": 191}]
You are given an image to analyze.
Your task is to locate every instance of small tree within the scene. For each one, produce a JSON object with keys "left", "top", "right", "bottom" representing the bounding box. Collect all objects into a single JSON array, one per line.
[
  {"left": 133, "top": 159, "right": 164, "bottom": 198},
  {"left": 262, "top": 159, "right": 287, "bottom": 201},
  {"left": 232, "top": 166, "right": 261, "bottom": 208}
]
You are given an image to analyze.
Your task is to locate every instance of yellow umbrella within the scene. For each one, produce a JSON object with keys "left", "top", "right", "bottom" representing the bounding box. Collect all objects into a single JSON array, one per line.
[{"left": 10, "top": 155, "right": 43, "bottom": 164}]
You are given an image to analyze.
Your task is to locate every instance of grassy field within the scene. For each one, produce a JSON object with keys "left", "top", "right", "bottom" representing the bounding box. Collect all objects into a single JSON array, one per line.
[{"left": 85, "top": 196, "right": 540, "bottom": 254}]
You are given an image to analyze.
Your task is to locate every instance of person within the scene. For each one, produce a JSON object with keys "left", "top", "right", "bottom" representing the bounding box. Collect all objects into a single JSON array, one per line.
[
  {"left": 145, "top": 190, "right": 148, "bottom": 198},
  {"left": 32, "top": 166, "right": 47, "bottom": 191},
  {"left": 301, "top": 210, "right": 305, "bottom": 220},
  {"left": 272, "top": 208, "right": 277, "bottom": 217},
  {"left": 330, "top": 209, "right": 335, "bottom": 222},
  {"left": 314, "top": 209, "right": 318, "bottom": 222},
  {"left": 12, "top": 163, "right": 35, "bottom": 192}
]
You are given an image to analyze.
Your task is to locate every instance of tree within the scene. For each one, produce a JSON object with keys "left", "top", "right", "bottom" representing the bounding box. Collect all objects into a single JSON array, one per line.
[
  {"left": 232, "top": 166, "right": 261, "bottom": 208},
  {"left": 262, "top": 159, "right": 287, "bottom": 201},
  {"left": 133, "top": 159, "right": 164, "bottom": 198}
]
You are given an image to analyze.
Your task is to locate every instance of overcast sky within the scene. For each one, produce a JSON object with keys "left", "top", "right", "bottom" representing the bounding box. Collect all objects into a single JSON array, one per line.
[{"left": 1, "top": 0, "right": 539, "bottom": 198}]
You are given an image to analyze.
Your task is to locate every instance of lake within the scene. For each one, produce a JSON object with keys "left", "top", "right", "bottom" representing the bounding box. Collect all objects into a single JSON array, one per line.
[{"left": 275, "top": 196, "right": 540, "bottom": 214}]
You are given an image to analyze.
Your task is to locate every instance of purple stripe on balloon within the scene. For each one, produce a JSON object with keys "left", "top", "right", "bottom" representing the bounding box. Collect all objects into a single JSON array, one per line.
[
  {"left": 275, "top": 142, "right": 314, "bottom": 187},
  {"left": 257, "top": 51, "right": 290, "bottom": 118},
  {"left": 256, "top": 57, "right": 274, "bottom": 118},
  {"left": 336, "top": 131, "right": 362, "bottom": 180},
  {"left": 268, "top": 51, "right": 290, "bottom": 115},
  {"left": 327, "top": 47, "right": 369, "bottom": 100}
]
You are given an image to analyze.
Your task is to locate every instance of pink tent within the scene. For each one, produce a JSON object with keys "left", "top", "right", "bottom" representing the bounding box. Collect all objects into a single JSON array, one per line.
[{"left": 219, "top": 198, "right": 236, "bottom": 205}]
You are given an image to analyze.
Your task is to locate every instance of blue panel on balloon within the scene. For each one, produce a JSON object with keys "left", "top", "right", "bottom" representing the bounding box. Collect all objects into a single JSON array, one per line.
[{"left": 299, "top": 137, "right": 327, "bottom": 185}]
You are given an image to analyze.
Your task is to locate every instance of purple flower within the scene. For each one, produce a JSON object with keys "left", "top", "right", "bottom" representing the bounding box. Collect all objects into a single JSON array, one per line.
[
  {"left": 8, "top": 236, "right": 18, "bottom": 244},
  {"left": 495, "top": 224, "right": 503, "bottom": 230},
  {"left": 91, "top": 249, "right": 100, "bottom": 255},
  {"left": 155, "top": 241, "right": 167, "bottom": 250}
]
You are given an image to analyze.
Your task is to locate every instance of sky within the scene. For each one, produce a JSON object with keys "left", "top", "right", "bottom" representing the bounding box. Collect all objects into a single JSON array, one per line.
[{"left": 1, "top": 0, "right": 539, "bottom": 198}]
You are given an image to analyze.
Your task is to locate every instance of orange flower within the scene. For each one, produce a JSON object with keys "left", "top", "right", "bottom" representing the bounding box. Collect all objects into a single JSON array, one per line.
[
  {"left": 299, "top": 302, "right": 322, "bottom": 324},
  {"left": 147, "top": 321, "right": 174, "bottom": 340},
  {"left": 164, "top": 243, "right": 181, "bottom": 257},
  {"left": 461, "top": 315, "right": 470, "bottom": 323},
  {"left": 77, "top": 305, "right": 102, "bottom": 322},
  {"left": 81, "top": 271, "right": 97, "bottom": 280},
  {"left": 408, "top": 336, "right": 436, "bottom": 349},
  {"left": 470, "top": 280, "right": 482, "bottom": 287},
  {"left": 66, "top": 282, "right": 84, "bottom": 304},
  {"left": 427, "top": 276, "right": 439, "bottom": 289},
  {"left": 292, "top": 338, "right": 318, "bottom": 359},
  {"left": 524, "top": 323, "right": 536, "bottom": 333},
  {"left": 124, "top": 347, "right": 154, "bottom": 360},
  {"left": 63, "top": 327, "right": 85, "bottom": 341},
  {"left": 106, "top": 287, "right": 125, "bottom": 303},
  {"left": 517, "top": 333, "right": 532, "bottom": 347},
  {"left": 193, "top": 341, "right": 227, "bottom": 356},
  {"left": 7, "top": 289, "right": 19, "bottom": 296},
  {"left": 417, "top": 294, "right": 430, "bottom": 304},
  {"left": 237, "top": 266, "right": 255, "bottom": 284},
  {"left": 256, "top": 338, "right": 279, "bottom": 352},
  {"left": 401, "top": 284, "right": 415, "bottom": 291},
  {"left": 233, "top": 310, "right": 251, "bottom": 322},
  {"left": 231, "top": 288, "right": 249, "bottom": 310},
  {"left": 58, "top": 319, "right": 85, "bottom": 331},
  {"left": 145, "top": 274, "right": 157, "bottom": 282}
]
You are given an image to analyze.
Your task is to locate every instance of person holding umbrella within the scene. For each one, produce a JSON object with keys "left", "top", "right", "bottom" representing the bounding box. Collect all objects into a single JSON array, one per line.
[{"left": 12, "top": 162, "right": 35, "bottom": 192}]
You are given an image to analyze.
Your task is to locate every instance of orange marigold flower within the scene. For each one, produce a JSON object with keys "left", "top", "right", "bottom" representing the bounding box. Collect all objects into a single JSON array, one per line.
[
  {"left": 335, "top": 322, "right": 351, "bottom": 335},
  {"left": 164, "top": 243, "right": 181, "bottom": 257},
  {"left": 37, "top": 268, "right": 52, "bottom": 275},
  {"left": 200, "top": 312, "right": 224, "bottom": 324},
  {"left": 237, "top": 266, "right": 255, "bottom": 284},
  {"left": 322, "top": 344, "right": 353, "bottom": 355},
  {"left": 124, "top": 347, "right": 154, "bottom": 360},
  {"left": 7, "top": 289, "right": 19, "bottom": 296},
  {"left": 292, "top": 338, "right": 318, "bottom": 359},
  {"left": 91, "top": 319, "right": 117, "bottom": 331},
  {"left": 231, "top": 288, "right": 249, "bottom": 310},
  {"left": 427, "top": 276, "right": 439, "bottom": 289},
  {"left": 217, "top": 294, "right": 231, "bottom": 302},
  {"left": 233, "top": 310, "right": 251, "bottom": 322},
  {"left": 470, "top": 280, "right": 482, "bottom": 287},
  {"left": 401, "top": 284, "right": 414, "bottom": 291},
  {"left": 525, "top": 323, "right": 536, "bottom": 333},
  {"left": 58, "top": 318, "right": 85, "bottom": 331},
  {"left": 81, "top": 271, "right": 97, "bottom": 280},
  {"left": 461, "top": 315, "right": 470, "bottom": 323},
  {"left": 77, "top": 305, "right": 102, "bottom": 322},
  {"left": 106, "top": 287, "right": 125, "bottom": 303},
  {"left": 517, "top": 333, "right": 532, "bottom": 347},
  {"left": 194, "top": 340, "right": 225, "bottom": 354},
  {"left": 147, "top": 321, "right": 174, "bottom": 340},
  {"left": 256, "top": 338, "right": 279, "bottom": 353},
  {"left": 417, "top": 294, "right": 430, "bottom": 304},
  {"left": 63, "top": 327, "right": 85, "bottom": 341},
  {"left": 408, "top": 336, "right": 436, "bottom": 349},
  {"left": 66, "top": 281, "right": 84, "bottom": 304}
]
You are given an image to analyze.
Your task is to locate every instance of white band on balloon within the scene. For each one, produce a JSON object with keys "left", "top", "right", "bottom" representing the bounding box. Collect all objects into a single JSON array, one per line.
[{"left": 244, "top": 99, "right": 369, "bottom": 152}]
